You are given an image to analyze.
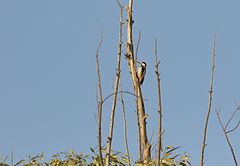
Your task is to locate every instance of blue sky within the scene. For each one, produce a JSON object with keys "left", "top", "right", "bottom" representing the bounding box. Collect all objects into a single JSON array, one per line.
[{"left": 0, "top": 0, "right": 240, "bottom": 165}]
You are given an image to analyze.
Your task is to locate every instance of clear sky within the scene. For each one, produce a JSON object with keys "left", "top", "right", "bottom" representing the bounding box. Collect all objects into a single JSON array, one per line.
[{"left": 0, "top": 0, "right": 240, "bottom": 165}]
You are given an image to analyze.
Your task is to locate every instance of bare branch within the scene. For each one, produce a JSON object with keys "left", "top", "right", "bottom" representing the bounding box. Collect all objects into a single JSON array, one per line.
[
  {"left": 154, "top": 39, "right": 162, "bottom": 166},
  {"left": 135, "top": 31, "right": 142, "bottom": 62},
  {"left": 149, "top": 130, "right": 155, "bottom": 144},
  {"left": 216, "top": 110, "right": 238, "bottom": 166},
  {"left": 136, "top": 103, "right": 142, "bottom": 161},
  {"left": 199, "top": 33, "right": 216, "bottom": 166},
  {"left": 95, "top": 30, "right": 104, "bottom": 166},
  {"left": 116, "top": 0, "right": 123, "bottom": 8},
  {"left": 105, "top": 2, "right": 123, "bottom": 165},
  {"left": 125, "top": 0, "right": 151, "bottom": 162},
  {"left": 102, "top": 90, "right": 148, "bottom": 104},
  {"left": 225, "top": 104, "right": 240, "bottom": 129},
  {"left": 120, "top": 85, "right": 131, "bottom": 166},
  {"left": 226, "top": 120, "right": 240, "bottom": 134}
]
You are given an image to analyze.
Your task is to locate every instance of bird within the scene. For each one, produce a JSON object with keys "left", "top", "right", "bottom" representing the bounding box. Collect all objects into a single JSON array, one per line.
[{"left": 137, "top": 61, "right": 147, "bottom": 85}]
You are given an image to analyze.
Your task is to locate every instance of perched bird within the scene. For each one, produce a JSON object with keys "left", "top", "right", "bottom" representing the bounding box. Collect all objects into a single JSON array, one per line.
[{"left": 137, "top": 61, "right": 147, "bottom": 85}]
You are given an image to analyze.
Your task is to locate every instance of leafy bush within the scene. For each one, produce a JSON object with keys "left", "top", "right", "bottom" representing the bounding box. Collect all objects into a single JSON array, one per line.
[{"left": 1, "top": 146, "right": 191, "bottom": 166}]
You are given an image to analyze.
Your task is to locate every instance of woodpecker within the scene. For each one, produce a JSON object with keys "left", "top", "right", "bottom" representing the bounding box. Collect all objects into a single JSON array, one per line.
[{"left": 137, "top": 61, "right": 147, "bottom": 85}]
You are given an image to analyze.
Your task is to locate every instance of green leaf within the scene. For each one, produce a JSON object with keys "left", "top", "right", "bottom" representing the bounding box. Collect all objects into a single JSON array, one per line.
[
  {"left": 166, "top": 146, "right": 181, "bottom": 154},
  {"left": 121, "top": 156, "right": 130, "bottom": 164},
  {"left": 14, "top": 159, "right": 25, "bottom": 166}
]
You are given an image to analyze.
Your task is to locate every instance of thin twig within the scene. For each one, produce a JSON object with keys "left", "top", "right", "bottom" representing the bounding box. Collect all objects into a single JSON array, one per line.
[
  {"left": 116, "top": 0, "right": 123, "bottom": 8},
  {"left": 199, "top": 33, "right": 216, "bottom": 166},
  {"left": 135, "top": 31, "right": 142, "bottom": 62},
  {"left": 226, "top": 120, "right": 240, "bottom": 134},
  {"left": 102, "top": 90, "right": 148, "bottom": 104},
  {"left": 154, "top": 39, "right": 162, "bottom": 166},
  {"left": 96, "top": 30, "right": 104, "bottom": 166},
  {"left": 105, "top": 1, "right": 123, "bottom": 165},
  {"left": 216, "top": 110, "right": 238, "bottom": 166},
  {"left": 225, "top": 104, "right": 240, "bottom": 130},
  {"left": 149, "top": 130, "right": 155, "bottom": 145},
  {"left": 120, "top": 85, "right": 131, "bottom": 166}
]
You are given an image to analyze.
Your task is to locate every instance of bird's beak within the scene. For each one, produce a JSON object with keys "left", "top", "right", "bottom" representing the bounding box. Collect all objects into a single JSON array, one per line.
[{"left": 136, "top": 61, "right": 141, "bottom": 65}]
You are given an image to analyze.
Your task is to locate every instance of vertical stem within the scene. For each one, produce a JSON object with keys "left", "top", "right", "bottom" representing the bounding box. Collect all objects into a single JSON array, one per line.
[
  {"left": 136, "top": 103, "right": 142, "bottom": 160},
  {"left": 135, "top": 31, "right": 142, "bottom": 62},
  {"left": 96, "top": 31, "right": 104, "bottom": 166},
  {"left": 125, "top": 0, "right": 151, "bottom": 162},
  {"left": 199, "top": 33, "right": 216, "bottom": 166},
  {"left": 120, "top": 86, "right": 131, "bottom": 166},
  {"left": 154, "top": 39, "right": 162, "bottom": 166},
  {"left": 105, "top": 1, "right": 123, "bottom": 165},
  {"left": 11, "top": 147, "right": 14, "bottom": 166}
]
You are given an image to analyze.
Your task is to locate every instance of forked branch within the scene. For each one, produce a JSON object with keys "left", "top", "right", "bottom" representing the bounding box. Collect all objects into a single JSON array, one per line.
[
  {"left": 125, "top": 0, "right": 151, "bottom": 162},
  {"left": 225, "top": 104, "right": 240, "bottom": 132},
  {"left": 216, "top": 110, "right": 238, "bottom": 166}
]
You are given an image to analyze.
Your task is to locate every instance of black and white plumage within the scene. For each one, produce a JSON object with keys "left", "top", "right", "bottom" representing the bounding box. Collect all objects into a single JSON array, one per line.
[{"left": 137, "top": 61, "right": 147, "bottom": 85}]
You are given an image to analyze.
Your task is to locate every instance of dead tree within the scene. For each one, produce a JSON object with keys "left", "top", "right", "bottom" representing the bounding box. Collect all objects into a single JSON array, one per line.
[{"left": 125, "top": 0, "right": 151, "bottom": 163}]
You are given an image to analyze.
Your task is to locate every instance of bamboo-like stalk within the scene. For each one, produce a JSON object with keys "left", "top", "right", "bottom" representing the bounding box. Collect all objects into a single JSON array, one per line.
[
  {"left": 154, "top": 39, "right": 162, "bottom": 166},
  {"left": 11, "top": 147, "right": 14, "bottom": 166},
  {"left": 125, "top": 0, "right": 151, "bottom": 162},
  {"left": 216, "top": 111, "right": 238, "bottom": 166},
  {"left": 120, "top": 86, "right": 131, "bottom": 166},
  {"left": 199, "top": 33, "right": 216, "bottom": 166},
  {"left": 136, "top": 102, "right": 142, "bottom": 161},
  {"left": 96, "top": 31, "right": 104, "bottom": 166},
  {"left": 134, "top": 33, "right": 142, "bottom": 159},
  {"left": 105, "top": 1, "right": 123, "bottom": 165},
  {"left": 135, "top": 31, "right": 142, "bottom": 161}
]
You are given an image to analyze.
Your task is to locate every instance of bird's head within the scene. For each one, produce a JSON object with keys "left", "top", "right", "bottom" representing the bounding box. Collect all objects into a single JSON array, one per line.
[{"left": 140, "top": 61, "right": 146, "bottom": 68}]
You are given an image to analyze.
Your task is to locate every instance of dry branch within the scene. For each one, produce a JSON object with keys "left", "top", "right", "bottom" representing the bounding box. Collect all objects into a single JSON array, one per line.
[
  {"left": 105, "top": 1, "right": 123, "bottom": 165},
  {"left": 120, "top": 85, "right": 131, "bottom": 166},
  {"left": 136, "top": 99, "right": 142, "bottom": 161},
  {"left": 199, "top": 33, "right": 216, "bottom": 166},
  {"left": 154, "top": 39, "right": 162, "bottom": 166},
  {"left": 125, "top": 0, "right": 151, "bottom": 162},
  {"left": 225, "top": 104, "right": 240, "bottom": 131},
  {"left": 102, "top": 90, "right": 147, "bottom": 104},
  {"left": 135, "top": 31, "right": 142, "bottom": 62},
  {"left": 95, "top": 31, "right": 104, "bottom": 166},
  {"left": 216, "top": 110, "right": 238, "bottom": 166},
  {"left": 226, "top": 120, "right": 240, "bottom": 134}
]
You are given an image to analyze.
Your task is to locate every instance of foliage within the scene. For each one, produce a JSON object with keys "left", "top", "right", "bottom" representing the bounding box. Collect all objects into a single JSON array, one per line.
[
  {"left": 135, "top": 146, "right": 191, "bottom": 166},
  {"left": 7, "top": 148, "right": 130, "bottom": 166},
  {"left": 1, "top": 146, "right": 191, "bottom": 166},
  {"left": 89, "top": 147, "right": 129, "bottom": 166},
  {"left": 0, "top": 163, "right": 9, "bottom": 166},
  {"left": 0, "top": 144, "right": 191, "bottom": 166},
  {"left": 160, "top": 146, "right": 191, "bottom": 166}
]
